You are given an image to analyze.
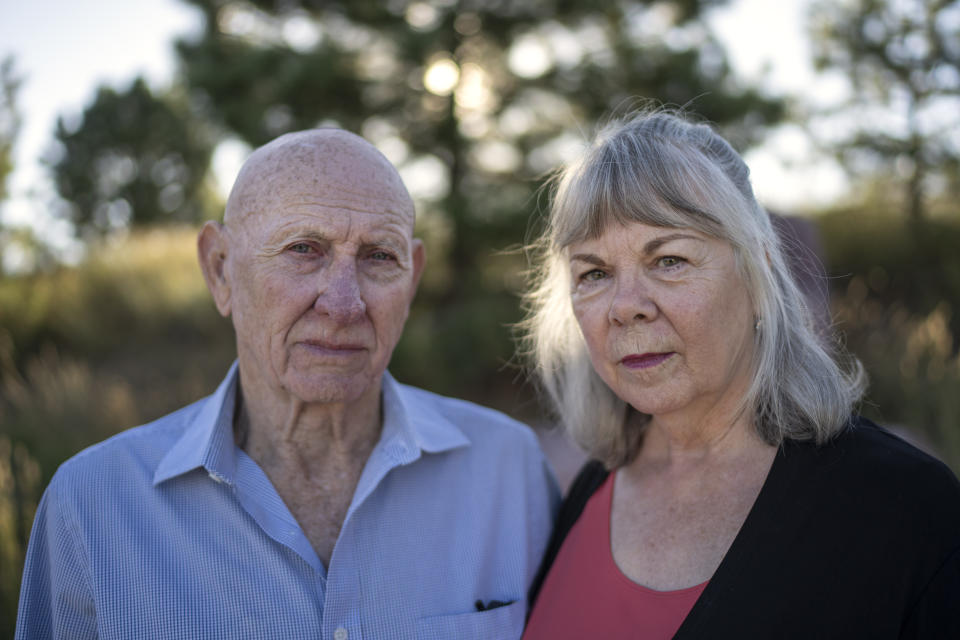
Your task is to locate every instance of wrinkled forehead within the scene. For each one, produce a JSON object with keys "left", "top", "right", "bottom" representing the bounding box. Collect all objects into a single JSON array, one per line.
[{"left": 225, "top": 129, "right": 415, "bottom": 229}]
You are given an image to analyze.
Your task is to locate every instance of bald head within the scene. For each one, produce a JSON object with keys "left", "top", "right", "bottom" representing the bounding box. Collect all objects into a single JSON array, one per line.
[
  {"left": 197, "top": 126, "right": 426, "bottom": 410},
  {"left": 224, "top": 129, "right": 415, "bottom": 229}
]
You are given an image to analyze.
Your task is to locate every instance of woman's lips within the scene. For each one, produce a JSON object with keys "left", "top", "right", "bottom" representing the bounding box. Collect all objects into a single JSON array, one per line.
[{"left": 619, "top": 352, "right": 674, "bottom": 370}]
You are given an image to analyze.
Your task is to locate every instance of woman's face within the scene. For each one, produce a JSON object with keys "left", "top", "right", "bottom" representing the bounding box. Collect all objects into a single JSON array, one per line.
[{"left": 568, "top": 221, "right": 757, "bottom": 424}]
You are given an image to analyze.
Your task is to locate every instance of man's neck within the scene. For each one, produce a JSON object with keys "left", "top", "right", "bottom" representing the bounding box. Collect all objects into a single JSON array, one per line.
[
  {"left": 235, "top": 379, "right": 383, "bottom": 481},
  {"left": 233, "top": 378, "right": 384, "bottom": 566}
]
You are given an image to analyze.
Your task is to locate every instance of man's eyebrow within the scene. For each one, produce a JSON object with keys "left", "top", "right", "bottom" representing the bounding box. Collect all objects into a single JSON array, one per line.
[
  {"left": 260, "top": 226, "right": 411, "bottom": 254},
  {"left": 360, "top": 236, "right": 407, "bottom": 253},
  {"left": 265, "top": 228, "right": 329, "bottom": 245}
]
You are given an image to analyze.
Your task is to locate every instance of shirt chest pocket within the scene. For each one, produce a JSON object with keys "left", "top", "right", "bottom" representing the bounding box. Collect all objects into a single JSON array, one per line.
[{"left": 416, "top": 600, "right": 524, "bottom": 640}]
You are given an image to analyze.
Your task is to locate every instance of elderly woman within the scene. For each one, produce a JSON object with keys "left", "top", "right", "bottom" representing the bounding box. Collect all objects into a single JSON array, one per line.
[{"left": 522, "top": 112, "right": 960, "bottom": 639}]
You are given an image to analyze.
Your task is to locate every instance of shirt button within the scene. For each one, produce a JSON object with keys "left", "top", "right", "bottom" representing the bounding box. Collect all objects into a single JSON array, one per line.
[{"left": 333, "top": 627, "right": 348, "bottom": 640}]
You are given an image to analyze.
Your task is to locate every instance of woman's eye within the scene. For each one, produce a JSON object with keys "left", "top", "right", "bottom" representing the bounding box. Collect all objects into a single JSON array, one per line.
[
  {"left": 580, "top": 269, "right": 607, "bottom": 282},
  {"left": 657, "top": 256, "right": 685, "bottom": 268}
]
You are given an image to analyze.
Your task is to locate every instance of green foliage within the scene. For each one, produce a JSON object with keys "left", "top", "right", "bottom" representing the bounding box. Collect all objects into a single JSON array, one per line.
[
  {"left": 809, "top": 0, "right": 960, "bottom": 220},
  {"left": 0, "top": 227, "right": 227, "bottom": 357},
  {"left": 173, "top": 0, "right": 784, "bottom": 402},
  {"left": 50, "top": 78, "right": 216, "bottom": 237},
  {"left": 0, "top": 56, "right": 22, "bottom": 204},
  {"left": 818, "top": 211, "right": 960, "bottom": 469}
]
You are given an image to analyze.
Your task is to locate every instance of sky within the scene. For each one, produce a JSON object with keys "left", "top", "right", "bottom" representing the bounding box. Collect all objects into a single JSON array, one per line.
[{"left": 0, "top": 0, "right": 847, "bottom": 239}]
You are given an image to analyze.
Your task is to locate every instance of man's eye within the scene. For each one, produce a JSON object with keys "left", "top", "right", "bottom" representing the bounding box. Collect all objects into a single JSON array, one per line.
[
  {"left": 369, "top": 250, "right": 396, "bottom": 262},
  {"left": 288, "top": 243, "right": 313, "bottom": 254}
]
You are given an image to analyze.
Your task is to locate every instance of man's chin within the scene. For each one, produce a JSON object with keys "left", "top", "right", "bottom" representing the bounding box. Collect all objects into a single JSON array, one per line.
[{"left": 283, "top": 370, "right": 379, "bottom": 405}]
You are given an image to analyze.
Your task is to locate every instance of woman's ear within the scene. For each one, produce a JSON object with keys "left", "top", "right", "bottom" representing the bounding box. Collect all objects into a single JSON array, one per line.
[{"left": 197, "top": 221, "right": 232, "bottom": 317}]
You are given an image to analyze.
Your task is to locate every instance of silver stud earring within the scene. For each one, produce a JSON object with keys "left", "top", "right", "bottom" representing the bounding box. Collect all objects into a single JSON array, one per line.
[{"left": 754, "top": 318, "right": 761, "bottom": 332}]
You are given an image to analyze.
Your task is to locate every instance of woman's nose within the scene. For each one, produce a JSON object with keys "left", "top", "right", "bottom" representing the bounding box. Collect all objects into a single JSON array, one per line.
[{"left": 608, "top": 276, "right": 658, "bottom": 326}]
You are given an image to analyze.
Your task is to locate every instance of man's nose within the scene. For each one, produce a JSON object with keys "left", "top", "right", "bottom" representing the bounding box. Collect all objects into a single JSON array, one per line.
[
  {"left": 608, "top": 275, "right": 658, "bottom": 326},
  {"left": 315, "top": 258, "right": 366, "bottom": 323}
]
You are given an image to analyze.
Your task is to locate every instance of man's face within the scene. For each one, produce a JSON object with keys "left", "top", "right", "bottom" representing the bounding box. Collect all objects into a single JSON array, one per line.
[{"left": 208, "top": 132, "right": 423, "bottom": 406}]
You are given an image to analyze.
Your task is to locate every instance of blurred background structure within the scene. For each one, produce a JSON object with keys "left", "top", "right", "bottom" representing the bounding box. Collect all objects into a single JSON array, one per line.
[{"left": 1, "top": 0, "right": 959, "bottom": 633}]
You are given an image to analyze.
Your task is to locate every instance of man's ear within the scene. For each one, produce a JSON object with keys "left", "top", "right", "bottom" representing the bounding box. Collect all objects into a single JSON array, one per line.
[
  {"left": 198, "top": 221, "right": 232, "bottom": 317},
  {"left": 410, "top": 238, "right": 426, "bottom": 297}
]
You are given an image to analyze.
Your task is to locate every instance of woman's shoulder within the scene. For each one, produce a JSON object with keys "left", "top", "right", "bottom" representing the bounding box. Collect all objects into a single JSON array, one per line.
[
  {"left": 824, "top": 416, "right": 956, "bottom": 487},
  {"left": 527, "top": 460, "right": 610, "bottom": 608},
  {"left": 566, "top": 460, "right": 610, "bottom": 502},
  {"left": 782, "top": 415, "right": 960, "bottom": 529},
  {"left": 550, "top": 460, "right": 609, "bottom": 549}
]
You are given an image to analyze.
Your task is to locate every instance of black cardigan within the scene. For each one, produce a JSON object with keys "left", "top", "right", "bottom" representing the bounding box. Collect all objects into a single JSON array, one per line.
[{"left": 528, "top": 417, "right": 960, "bottom": 638}]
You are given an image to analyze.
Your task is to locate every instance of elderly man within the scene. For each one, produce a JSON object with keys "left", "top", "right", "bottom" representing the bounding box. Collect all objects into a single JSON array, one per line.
[{"left": 17, "top": 130, "right": 559, "bottom": 639}]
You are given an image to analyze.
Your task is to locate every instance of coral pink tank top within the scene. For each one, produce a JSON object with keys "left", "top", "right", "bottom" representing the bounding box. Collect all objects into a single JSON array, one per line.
[{"left": 524, "top": 473, "right": 707, "bottom": 640}]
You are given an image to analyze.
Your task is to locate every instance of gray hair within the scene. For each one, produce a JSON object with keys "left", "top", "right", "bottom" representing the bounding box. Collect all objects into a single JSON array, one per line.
[{"left": 522, "top": 111, "right": 866, "bottom": 468}]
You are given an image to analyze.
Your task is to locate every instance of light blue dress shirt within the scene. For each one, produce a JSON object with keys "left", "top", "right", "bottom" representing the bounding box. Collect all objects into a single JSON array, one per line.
[{"left": 16, "top": 364, "right": 559, "bottom": 639}]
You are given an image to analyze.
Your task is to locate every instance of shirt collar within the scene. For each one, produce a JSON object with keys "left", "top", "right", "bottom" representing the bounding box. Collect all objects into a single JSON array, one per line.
[
  {"left": 153, "top": 365, "right": 469, "bottom": 487},
  {"left": 378, "top": 371, "right": 471, "bottom": 462},
  {"left": 345, "top": 371, "right": 471, "bottom": 524},
  {"left": 153, "top": 362, "right": 240, "bottom": 486}
]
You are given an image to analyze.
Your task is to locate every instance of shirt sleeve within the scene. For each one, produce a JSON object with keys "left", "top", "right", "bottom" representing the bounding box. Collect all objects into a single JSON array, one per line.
[
  {"left": 16, "top": 477, "right": 98, "bottom": 640},
  {"left": 899, "top": 544, "right": 960, "bottom": 639},
  {"left": 516, "top": 432, "right": 562, "bottom": 609}
]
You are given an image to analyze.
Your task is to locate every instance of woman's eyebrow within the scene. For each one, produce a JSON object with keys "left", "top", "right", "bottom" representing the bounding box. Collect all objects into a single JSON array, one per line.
[
  {"left": 642, "top": 233, "right": 702, "bottom": 254},
  {"left": 570, "top": 233, "right": 703, "bottom": 264},
  {"left": 569, "top": 253, "right": 606, "bottom": 267}
]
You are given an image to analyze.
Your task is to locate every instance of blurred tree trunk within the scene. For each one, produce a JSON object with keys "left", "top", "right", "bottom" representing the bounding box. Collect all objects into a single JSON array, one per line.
[{"left": 810, "top": 0, "right": 960, "bottom": 223}]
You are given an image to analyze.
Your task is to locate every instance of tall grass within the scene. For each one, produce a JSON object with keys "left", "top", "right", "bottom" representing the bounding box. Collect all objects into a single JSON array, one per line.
[
  {"left": 0, "top": 228, "right": 235, "bottom": 635},
  {"left": 819, "top": 213, "right": 960, "bottom": 469}
]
